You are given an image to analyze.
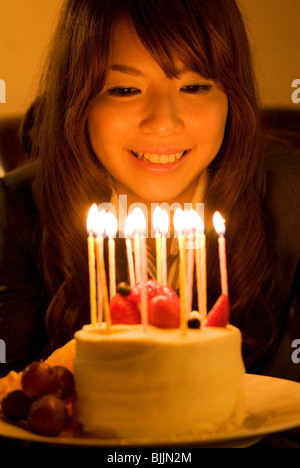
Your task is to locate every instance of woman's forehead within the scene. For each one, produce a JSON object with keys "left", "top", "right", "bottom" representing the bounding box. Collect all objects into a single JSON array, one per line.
[{"left": 107, "top": 18, "right": 207, "bottom": 79}]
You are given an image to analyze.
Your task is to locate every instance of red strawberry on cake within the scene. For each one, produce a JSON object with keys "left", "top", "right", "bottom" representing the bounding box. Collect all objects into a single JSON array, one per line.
[{"left": 205, "top": 294, "right": 230, "bottom": 327}]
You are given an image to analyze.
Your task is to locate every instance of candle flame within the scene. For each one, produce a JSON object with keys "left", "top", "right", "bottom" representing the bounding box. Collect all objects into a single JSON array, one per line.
[
  {"left": 213, "top": 211, "right": 226, "bottom": 236},
  {"left": 131, "top": 207, "right": 147, "bottom": 236},
  {"left": 173, "top": 208, "right": 185, "bottom": 235},
  {"left": 161, "top": 209, "right": 169, "bottom": 236},
  {"left": 153, "top": 206, "right": 169, "bottom": 236},
  {"left": 124, "top": 213, "right": 134, "bottom": 238},
  {"left": 153, "top": 206, "right": 162, "bottom": 233},
  {"left": 87, "top": 204, "right": 98, "bottom": 234},
  {"left": 94, "top": 209, "right": 107, "bottom": 237},
  {"left": 106, "top": 211, "right": 118, "bottom": 238},
  {"left": 190, "top": 209, "right": 204, "bottom": 233}
]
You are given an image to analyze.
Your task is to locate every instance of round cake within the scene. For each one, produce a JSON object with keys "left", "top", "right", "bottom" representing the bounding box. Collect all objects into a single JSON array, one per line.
[{"left": 73, "top": 322, "right": 246, "bottom": 441}]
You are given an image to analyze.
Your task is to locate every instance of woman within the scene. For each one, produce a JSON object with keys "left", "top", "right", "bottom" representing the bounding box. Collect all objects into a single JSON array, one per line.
[{"left": 0, "top": 0, "right": 299, "bottom": 382}]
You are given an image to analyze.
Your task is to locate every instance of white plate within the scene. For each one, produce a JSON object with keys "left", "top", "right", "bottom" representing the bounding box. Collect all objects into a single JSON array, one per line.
[{"left": 1, "top": 374, "right": 300, "bottom": 447}]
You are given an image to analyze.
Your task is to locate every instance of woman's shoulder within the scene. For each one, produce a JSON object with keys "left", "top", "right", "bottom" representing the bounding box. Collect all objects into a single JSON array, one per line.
[
  {"left": 0, "top": 162, "right": 33, "bottom": 194},
  {"left": 0, "top": 163, "right": 38, "bottom": 238},
  {"left": 0, "top": 163, "right": 35, "bottom": 211}
]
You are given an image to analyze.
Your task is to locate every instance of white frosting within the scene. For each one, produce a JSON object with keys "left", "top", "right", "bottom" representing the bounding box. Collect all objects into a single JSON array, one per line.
[{"left": 73, "top": 323, "right": 246, "bottom": 440}]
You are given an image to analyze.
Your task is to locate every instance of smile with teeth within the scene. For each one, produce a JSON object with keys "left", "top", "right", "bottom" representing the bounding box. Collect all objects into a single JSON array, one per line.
[{"left": 131, "top": 150, "right": 186, "bottom": 164}]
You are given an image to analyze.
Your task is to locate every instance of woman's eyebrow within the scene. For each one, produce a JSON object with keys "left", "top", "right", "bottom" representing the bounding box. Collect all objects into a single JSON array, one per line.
[{"left": 110, "top": 64, "right": 144, "bottom": 76}]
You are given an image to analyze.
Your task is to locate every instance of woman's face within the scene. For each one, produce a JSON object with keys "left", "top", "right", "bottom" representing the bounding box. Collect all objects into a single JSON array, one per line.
[{"left": 88, "top": 20, "right": 228, "bottom": 205}]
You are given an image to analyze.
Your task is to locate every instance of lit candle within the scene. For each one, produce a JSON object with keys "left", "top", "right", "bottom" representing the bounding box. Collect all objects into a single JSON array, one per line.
[
  {"left": 191, "top": 210, "right": 207, "bottom": 322},
  {"left": 86, "top": 204, "right": 98, "bottom": 326},
  {"left": 132, "top": 207, "right": 148, "bottom": 331},
  {"left": 174, "top": 208, "right": 187, "bottom": 335},
  {"left": 153, "top": 206, "right": 169, "bottom": 286},
  {"left": 213, "top": 211, "right": 228, "bottom": 296},
  {"left": 161, "top": 209, "right": 169, "bottom": 287},
  {"left": 133, "top": 217, "right": 142, "bottom": 285},
  {"left": 94, "top": 209, "right": 108, "bottom": 325},
  {"left": 185, "top": 210, "right": 195, "bottom": 318},
  {"left": 153, "top": 207, "right": 162, "bottom": 285},
  {"left": 106, "top": 211, "right": 118, "bottom": 300},
  {"left": 124, "top": 214, "right": 135, "bottom": 288}
]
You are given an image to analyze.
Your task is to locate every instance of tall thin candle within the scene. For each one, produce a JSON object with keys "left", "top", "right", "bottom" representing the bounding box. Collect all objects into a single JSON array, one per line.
[
  {"left": 132, "top": 208, "right": 148, "bottom": 331},
  {"left": 153, "top": 206, "right": 169, "bottom": 286},
  {"left": 124, "top": 214, "right": 135, "bottom": 288},
  {"left": 86, "top": 204, "right": 98, "bottom": 326},
  {"left": 192, "top": 210, "right": 207, "bottom": 322},
  {"left": 174, "top": 208, "right": 187, "bottom": 335},
  {"left": 153, "top": 207, "right": 162, "bottom": 285},
  {"left": 213, "top": 211, "right": 228, "bottom": 296},
  {"left": 94, "top": 209, "right": 106, "bottom": 324},
  {"left": 161, "top": 209, "right": 168, "bottom": 287},
  {"left": 185, "top": 210, "right": 195, "bottom": 318},
  {"left": 106, "top": 211, "right": 118, "bottom": 300}
]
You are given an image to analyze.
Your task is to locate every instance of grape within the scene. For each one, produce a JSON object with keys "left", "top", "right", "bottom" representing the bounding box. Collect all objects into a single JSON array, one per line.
[
  {"left": 1, "top": 390, "right": 34, "bottom": 420},
  {"left": 21, "top": 361, "right": 55, "bottom": 398},
  {"left": 27, "top": 395, "right": 68, "bottom": 437},
  {"left": 51, "top": 366, "right": 75, "bottom": 399}
]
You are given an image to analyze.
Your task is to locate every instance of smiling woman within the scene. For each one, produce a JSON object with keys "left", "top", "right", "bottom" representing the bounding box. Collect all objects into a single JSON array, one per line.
[
  {"left": 88, "top": 20, "right": 228, "bottom": 207},
  {"left": 0, "top": 0, "right": 299, "bottom": 388}
]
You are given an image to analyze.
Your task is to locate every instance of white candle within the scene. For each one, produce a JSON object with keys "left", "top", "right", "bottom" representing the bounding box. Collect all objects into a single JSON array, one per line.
[
  {"left": 94, "top": 209, "right": 106, "bottom": 324},
  {"left": 185, "top": 210, "right": 195, "bottom": 318},
  {"left": 191, "top": 210, "right": 207, "bottom": 322},
  {"left": 153, "top": 207, "right": 162, "bottom": 285},
  {"left": 124, "top": 214, "right": 135, "bottom": 288},
  {"left": 132, "top": 208, "right": 148, "bottom": 331},
  {"left": 174, "top": 208, "right": 187, "bottom": 335},
  {"left": 133, "top": 234, "right": 142, "bottom": 284},
  {"left": 94, "top": 209, "right": 111, "bottom": 330},
  {"left": 86, "top": 204, "right": 98, "bottom": 326},
  {"left": 213, "top": 211, "right": 228, "bottom": 296},
  {"left": 153, "top": 207, "right": 169, "bottom": 286},
  {"left": 106, "top": 211, "right": 118, "bottom": 300},
  {"left": 161, "top": 209, "right": 168, "bottom": 287}
]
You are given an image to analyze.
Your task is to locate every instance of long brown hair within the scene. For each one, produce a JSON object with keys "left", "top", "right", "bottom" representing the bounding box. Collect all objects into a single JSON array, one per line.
[{"left": 32, "top": 0, "right": 276, "bottom": 367}]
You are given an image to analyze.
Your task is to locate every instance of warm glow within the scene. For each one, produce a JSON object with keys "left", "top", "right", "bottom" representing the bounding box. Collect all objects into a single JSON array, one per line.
[
  {"left": 190, "top": 209, "right": 204, "bottom": 234},
  {"left": 87, "top": 204, "right": 98, "bottom": 234},
  {"left": 153, "top": 206, "right": 169, "bottom": 236},
  {"left": 106, "top": 211, "right": 118, "bottom": 238},
  {"left": 131, "top": 207, "right": 147, "bottom": 236},
  {"left": 124, "top": 213, "right": 134, "bottom": 238},
  {"left": 213, "top": 211, "right": 226, "bottom": 236},
  {"left": 161, "top": 209, "right": 169, "bottom": 236},
  {"left": 173, "top": 208, "right": 185, "bottom": 235},
  {"left": 94, "top": 209, "right": 107, "bottom": 237}
]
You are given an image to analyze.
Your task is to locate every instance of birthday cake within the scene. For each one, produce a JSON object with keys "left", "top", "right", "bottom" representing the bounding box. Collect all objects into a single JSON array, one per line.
[
  {"left": 0, "top": 208, "right": 246, "bottom": 441},
  {"left": 73, "top": 281, "right": 246, "bottom": 441}
]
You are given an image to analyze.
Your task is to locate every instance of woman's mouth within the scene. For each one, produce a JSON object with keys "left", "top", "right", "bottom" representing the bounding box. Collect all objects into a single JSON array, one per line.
[{"left": 131, "top": 150, "right": 187, "bottom": 164}]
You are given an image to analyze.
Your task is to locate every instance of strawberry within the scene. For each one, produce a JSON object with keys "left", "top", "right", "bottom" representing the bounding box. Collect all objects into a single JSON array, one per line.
[
  {"left": 148, "top": 293, "right": 180, "bottom": 328},
  {"left": 110, "top": 293, "right": 141, "bottom": 325},
  {"left": 205, "top": 294, "right": 230, "bottom": 327},
  {"left": 130, "top": 280, "right": 163, "bottom": 304},
  {"left": 111, "top": 280, "right": 181, "bottom": 329}
]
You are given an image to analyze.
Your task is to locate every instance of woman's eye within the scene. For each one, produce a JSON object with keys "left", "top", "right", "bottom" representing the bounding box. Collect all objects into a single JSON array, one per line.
[
  {"left": 107, "top": 87, "right": 141, "bottom": 97},
  {"left": 181, "top": 84, "right": 212, "bottom": 94}
]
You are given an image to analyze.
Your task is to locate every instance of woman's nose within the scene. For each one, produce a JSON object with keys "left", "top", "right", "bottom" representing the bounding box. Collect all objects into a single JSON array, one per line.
[{"left": 139, "top": 92, "right": 184, "bottom": 137}]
